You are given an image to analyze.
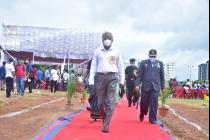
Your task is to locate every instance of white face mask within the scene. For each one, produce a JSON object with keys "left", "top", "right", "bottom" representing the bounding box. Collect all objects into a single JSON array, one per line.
[
  {"left": 130, "top": 62, "right": 135, "bottom": 66},
  {"left": 103, "top": 39, "right": 112, "bottom": 47}
]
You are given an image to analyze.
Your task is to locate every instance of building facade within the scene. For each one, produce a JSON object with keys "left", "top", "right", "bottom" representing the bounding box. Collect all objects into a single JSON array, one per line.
[
  {"left": 164, "top": 62, "right": 175, "bottom": 81},
  {"left": 198, "top": 61, "right": 209, "bottom": 81}
]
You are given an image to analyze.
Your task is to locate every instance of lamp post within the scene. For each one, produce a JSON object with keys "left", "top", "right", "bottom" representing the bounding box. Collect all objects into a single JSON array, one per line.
[{"left": 188, "top": 65, "right": 194, "bottom": 87}]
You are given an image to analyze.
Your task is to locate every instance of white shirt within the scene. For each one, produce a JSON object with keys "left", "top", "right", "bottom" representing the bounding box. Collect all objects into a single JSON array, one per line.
[
  {"left": 78, "top": 76, "right": 83, "bottom": 83},
  {"left": 62, "top": 72, "right": 69, "bottom": 81},
  {"left": 186, "top": 81, "right": 191, "bottom": 87},
  {"left": 51, "top": 69, "right": 59, "bottom": 81},
  {"left": 5, "top": 63, "right": 15, "bottom": 78},
  {"left": 89, "top": 46, "right": 125, "bottom": 85}
]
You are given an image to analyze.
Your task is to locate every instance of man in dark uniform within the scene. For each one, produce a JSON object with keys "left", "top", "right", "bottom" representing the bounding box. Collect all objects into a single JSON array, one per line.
[
  {"left": 136, "top": 49, "right": 165, "bottom": 124},
  {"left": 125, "top": 58, "right": 139, "bottom": 107}
]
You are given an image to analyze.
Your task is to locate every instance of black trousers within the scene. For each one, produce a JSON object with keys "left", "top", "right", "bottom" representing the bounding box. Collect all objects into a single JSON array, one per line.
[
  {"left": 140, "top": 89, "right": 159, "bottom": 122},
  {"left": 62, "top": 80, "right": 67, "bottom": 91},
  {"left": 45, "top": 78, "right": 50, "bottom": 89},
  {"left": 6, "top": 77, "right": 14, "bottom": 98},
  {"left": 51, "top": 80, "right": 58, "bottom": 93},
  {"left": 126, "top": 80, "right": 138, "bottom": 106}
]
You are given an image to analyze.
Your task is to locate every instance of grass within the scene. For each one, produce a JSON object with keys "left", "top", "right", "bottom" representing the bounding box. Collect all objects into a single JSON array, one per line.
[{"left": 166, "top": 98, "right": 209, "bottom": 109}]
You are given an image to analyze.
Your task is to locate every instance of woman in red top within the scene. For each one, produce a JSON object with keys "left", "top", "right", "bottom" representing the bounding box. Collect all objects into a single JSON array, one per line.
[{"left": 15, "top": 59, "right": 25, "bottom": 96}]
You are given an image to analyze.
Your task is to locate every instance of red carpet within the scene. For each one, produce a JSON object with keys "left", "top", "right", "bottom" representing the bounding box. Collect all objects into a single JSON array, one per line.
[{"left": 50, "top": 98, "right": 171, "bottom": 140}]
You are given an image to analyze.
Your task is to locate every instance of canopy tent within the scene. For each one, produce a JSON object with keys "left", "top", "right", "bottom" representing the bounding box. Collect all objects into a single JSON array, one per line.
[{"left": 1, "top": 24, "right": 102, "bottom": 64}]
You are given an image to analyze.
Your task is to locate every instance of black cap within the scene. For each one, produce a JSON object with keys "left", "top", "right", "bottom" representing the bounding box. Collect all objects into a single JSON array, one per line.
[
  {"left": 149, "top": 49, "right": 157, "bottom": 57},
  {"left": 129, "top": 58, "right": 136, "bottom": 62}
]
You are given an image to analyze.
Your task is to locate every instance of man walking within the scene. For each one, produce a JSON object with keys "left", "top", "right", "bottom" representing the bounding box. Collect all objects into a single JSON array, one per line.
[
  {"left": 136, "top": 49, "right": 165, "bottom": 124},
  {"left": 125, "top": 58, "right": 139, "bottom": 107},
  {"left": 89, "top": 31, "right": 125, "bottom": 133},
  {"left": 5, "top": 58, "right": 15, "bottom": 98}
]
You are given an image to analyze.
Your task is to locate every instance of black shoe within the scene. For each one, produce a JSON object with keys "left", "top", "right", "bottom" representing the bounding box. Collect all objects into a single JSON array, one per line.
[
  {"left": 102, "top": 126, "right": 109, "bottom": 133},
  {"left": 86, "top": 107, "right": 91, "bottom": 111},
  {"left": 139, "top": 113, "right": 144, "bottom": 122}
]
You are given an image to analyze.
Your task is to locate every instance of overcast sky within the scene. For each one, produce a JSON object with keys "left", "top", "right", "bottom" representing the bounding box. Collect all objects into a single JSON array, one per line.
[{"left": 0, "top": 0, "right": 209, "bottom": 81}]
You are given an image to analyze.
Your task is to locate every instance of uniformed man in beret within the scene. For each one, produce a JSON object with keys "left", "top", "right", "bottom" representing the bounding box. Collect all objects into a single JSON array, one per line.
[
  {"left": 125, "top": 58, "right": 139, "bottom": 107},
  {"left": 135, "top": 49, "right": 165, "bottom": 124}
]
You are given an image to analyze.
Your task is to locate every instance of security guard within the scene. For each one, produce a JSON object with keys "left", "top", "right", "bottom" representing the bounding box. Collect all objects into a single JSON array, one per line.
[
  {"left": 136, "top": 49, "right": 165, "bottom": 124},
  {"left": 125, "top": 58, "right": 139, "bottom": 107}
]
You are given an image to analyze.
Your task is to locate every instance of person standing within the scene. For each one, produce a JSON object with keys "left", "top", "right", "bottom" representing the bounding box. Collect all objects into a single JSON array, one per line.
[
  {"left": 125, "top": 58, "right": 139, "bottom": 107},
  {"left": 45, "top": 66, "right": 51, "bottom": 90},
  {"left": 136, "top": 49, "right": 165, "bottom": 124},
  {"left": 0, "top": 61, "right": 6, "bottom": 91},
  {"left": 25, "top": 60, "right": 33, "bottom": 93},
  {"left": 62, "top": 68, "right": 69, "bottom": 91},
  {"left": 50, "top": 65, "right": 59, "bottom": 93},
  {"left": 31, "top": 65, "right": 37, "bottom": 89},
  {"left": 5, "top": 58, "right": 15, "bottom": 98},
  {"left": 89, "top": 31, "right": 125, "bottom": 133},
  {"left": 15, "top": 59, "right": 25, "bottom": 96},
  {"left": 69, "top": 70, "right": 76, "bottom": 81},
  {"left": 36, "top": 67, "right": 43, "bottom": 89}
]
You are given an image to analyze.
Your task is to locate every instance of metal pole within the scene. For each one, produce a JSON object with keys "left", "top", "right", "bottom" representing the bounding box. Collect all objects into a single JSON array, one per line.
[
  {"left": 32, "top": 51, "right": 35, "bottom": 64},
  {"left": 68, "top": 53, "right": 70, "bottom": 71},
  {"left": 0, "top": 45, "right": 16, "bottom": 61},
  {"left": 188, "top": 65, "right": 193, "bottom": 87},
  {"left": 69, "top": 59, "right": 90, "bottom": 70}
]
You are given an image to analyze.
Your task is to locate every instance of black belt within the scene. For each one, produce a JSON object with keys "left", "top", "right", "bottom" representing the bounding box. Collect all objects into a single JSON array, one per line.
[{"left": 96, "top": 72, "right": 117, "bottom": 75}]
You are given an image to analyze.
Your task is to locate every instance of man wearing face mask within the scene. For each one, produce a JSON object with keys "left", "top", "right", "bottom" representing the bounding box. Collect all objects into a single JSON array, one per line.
[
  {"left": 135, "top": 49, "right": 165, "bottom": 124},
  {"left": 125, "top": 58, "right": 139, "bottom": 107},
  {"left": 89, "top": 31, "right": 125, "bottom": 133}
]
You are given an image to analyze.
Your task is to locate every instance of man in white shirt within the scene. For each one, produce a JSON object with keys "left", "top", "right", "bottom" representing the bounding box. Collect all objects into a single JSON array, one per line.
[
  {"left": 5, "top": 58, "right": 15, "bottom": 98},
  {"left": 89, "top": 31, "right": 125, "bottom": 133},
  {"left": 62, "top": 68, "right": 69, "bottom": 91},
  {"left": 50, "top": 65, "right": 59, "bottom": 93}
]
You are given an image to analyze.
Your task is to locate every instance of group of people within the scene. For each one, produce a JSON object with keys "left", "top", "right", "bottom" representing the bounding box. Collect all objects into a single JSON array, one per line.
[
  {"left": 0, "top": 58, "right": 77, "bottom": 98},
  {"left": 1, "top": 31, "right": 166, "bottom": 133},
  {"left": 86, "top": 31, "right": 165, "bottom": 133},
  {"left": 169, "top": 78, "right": 209, "bottom": 99}
]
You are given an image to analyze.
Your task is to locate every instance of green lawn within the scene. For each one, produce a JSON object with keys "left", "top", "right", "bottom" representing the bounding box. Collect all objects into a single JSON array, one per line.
[{"left": 166, "top": 98, "right": 209, "bottom": 109}]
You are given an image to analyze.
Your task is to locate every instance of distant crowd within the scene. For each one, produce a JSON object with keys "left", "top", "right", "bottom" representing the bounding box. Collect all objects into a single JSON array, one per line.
[
  {"left": 0, "top": 58, "right": 82, "bottom": 98},
  {"left": 169, "top": 78, "right": 209, "bottom": 99}
]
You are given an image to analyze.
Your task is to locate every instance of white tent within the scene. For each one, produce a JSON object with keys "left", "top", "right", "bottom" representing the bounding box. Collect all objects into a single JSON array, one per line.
[{"left": 1, "top": 24, "right": 102, "bottom": 64}]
